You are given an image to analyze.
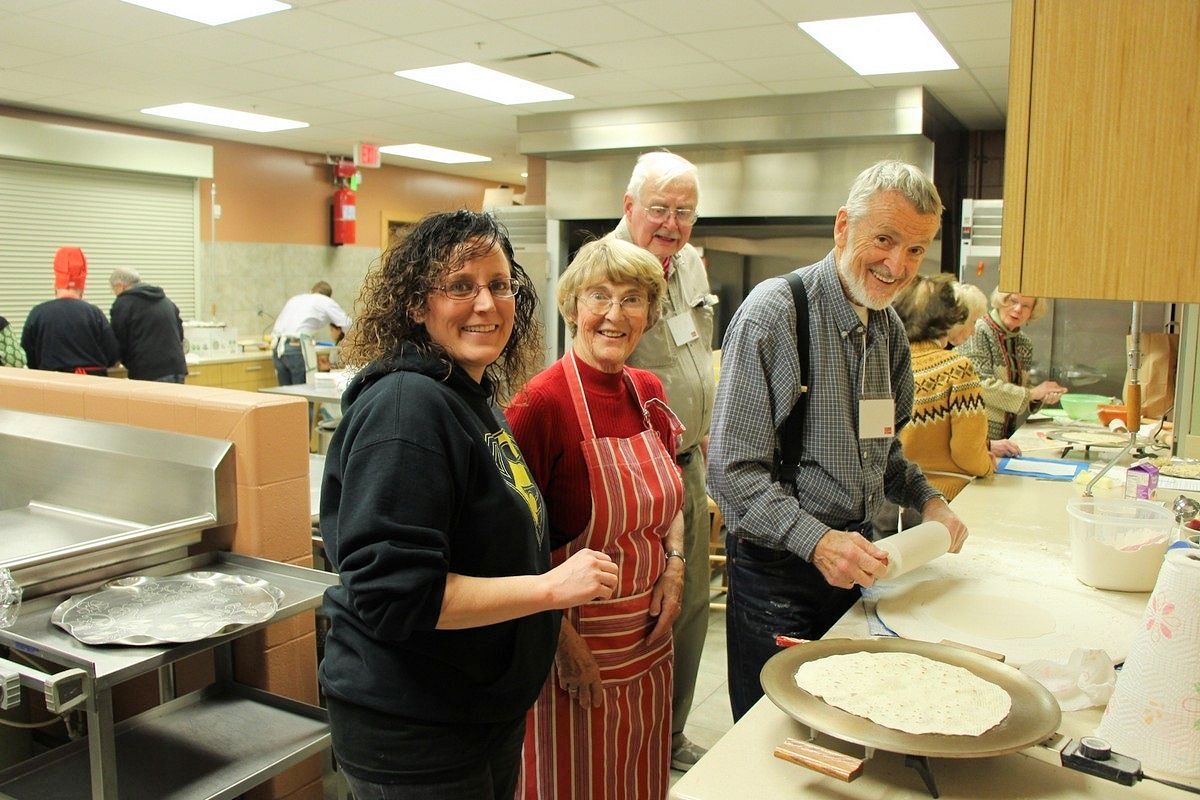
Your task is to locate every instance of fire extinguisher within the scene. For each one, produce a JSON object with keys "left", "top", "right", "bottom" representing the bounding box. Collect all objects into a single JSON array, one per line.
[{"left": 331, "top": 186, "right": 356, "bottom": 246}]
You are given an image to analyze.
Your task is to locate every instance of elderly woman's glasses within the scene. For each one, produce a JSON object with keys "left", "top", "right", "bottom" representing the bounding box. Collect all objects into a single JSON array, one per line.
[
  {"left": 579, "top": 291, "right": 649, "bottom": 315},
  {"left": 642, "top": 205, "right": 697, "bottom": 225},
  {"left": 434, "top": 278, "right": 521, "bottom": 302}
]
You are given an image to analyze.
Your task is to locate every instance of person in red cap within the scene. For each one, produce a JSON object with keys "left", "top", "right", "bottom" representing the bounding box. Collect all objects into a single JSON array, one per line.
[{"left": 20, "top": 247, "right": 120, "bottom": 375}]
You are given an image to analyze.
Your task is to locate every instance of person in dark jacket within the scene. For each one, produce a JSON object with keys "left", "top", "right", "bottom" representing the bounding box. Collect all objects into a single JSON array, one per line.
[
  {"left": 109, "top": 267, "right": 188, "bottom": 382},
  {"left": 21, "top": 247, "right": 119, "bottom": 375},
  {"left": 319, "top": 210, "right": 619, "bottom": 800}
]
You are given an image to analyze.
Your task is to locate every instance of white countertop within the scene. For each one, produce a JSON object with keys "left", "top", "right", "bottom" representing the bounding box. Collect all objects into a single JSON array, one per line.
[
  {"left": 186, "top": 350, "right": 272, "bottom": 364},
  {"left": 672, "top": 435, "right": 1200, "bottom": 799}
]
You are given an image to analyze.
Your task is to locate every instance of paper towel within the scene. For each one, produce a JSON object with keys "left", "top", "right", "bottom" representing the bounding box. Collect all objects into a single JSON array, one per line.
[
  {"left": 876, "top": 521, "right": 951, "bottom": 581},
  {"left": 1097, "top": 548, "right": 1200, "bottom": 778}
]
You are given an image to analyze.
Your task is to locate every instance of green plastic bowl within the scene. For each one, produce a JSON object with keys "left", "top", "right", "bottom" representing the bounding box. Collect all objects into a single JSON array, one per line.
[{"left": 1058, "top": 393, "right": 1114, "bottom": 422}]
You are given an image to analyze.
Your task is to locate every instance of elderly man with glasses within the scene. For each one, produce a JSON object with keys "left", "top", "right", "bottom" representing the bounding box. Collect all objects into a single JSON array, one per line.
[{"left": 613, "top": 150, "right": 717, "bottom": 772}]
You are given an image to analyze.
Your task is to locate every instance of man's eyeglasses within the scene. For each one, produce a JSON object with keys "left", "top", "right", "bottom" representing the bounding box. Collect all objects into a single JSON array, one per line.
[
  {"left": 642, "top": 205, "right": 697, "bottom": 225},
  {"left": 434, "top": 278, "right": 521, "bottom": 302},
  {"left": 578, "top": 291, "right": 649, "bottom": 316}
]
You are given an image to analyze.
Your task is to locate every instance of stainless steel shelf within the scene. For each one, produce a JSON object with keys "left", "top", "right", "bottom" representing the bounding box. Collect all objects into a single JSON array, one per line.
[
  {"left": 0, "top": 683, "right": 328, "bottom": 800},
  {"left": 0, "top": 552, "right": 338, "bottom": 689}
]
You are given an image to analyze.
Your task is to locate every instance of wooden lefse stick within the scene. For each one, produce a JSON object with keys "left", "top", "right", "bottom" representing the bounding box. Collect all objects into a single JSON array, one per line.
[
  {"left": 1124, "top": 382, "right": 1142, "bottom": 434},
  {"left": 773, "top": 738, "right": 864, "bottom": 782}
]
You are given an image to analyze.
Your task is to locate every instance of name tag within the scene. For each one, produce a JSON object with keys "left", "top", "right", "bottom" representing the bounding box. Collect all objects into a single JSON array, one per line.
[
  {"left": 859, "top": 397, "right": 895, "bottom": 440},
  {"left": 667, "top": 312, "right": 699, "bottom": 347}
]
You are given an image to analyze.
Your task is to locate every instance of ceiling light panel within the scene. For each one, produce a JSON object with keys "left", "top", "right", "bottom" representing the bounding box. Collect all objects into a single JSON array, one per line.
[
  {"left": 379, "top": 144, "right": 491, "bottom": 164},
  {"left": 141, "top": 103, "right": 308, "bottom": 132},
  {"left": 394, "top": 63, "right": 573, "bottom": 105},
  {"left": 119, "top": 0, "right": 291, "bottom": 26},
  {"left": 798, "top": 13, "right": 958, "bottom": 76}
]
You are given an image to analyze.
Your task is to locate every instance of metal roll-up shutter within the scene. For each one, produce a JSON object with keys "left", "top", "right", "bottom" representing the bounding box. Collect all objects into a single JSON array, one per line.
[{"left": 0, "top": 158, "right": 197, "bottom": 338}]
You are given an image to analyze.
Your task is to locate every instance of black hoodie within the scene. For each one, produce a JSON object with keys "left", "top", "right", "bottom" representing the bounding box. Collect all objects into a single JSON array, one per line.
[
  {"left": 318, "top": 345, "right": 556, "bottom": 780},
  {"left": 109, "top": 283, "right": 187, "bottom": 380}
]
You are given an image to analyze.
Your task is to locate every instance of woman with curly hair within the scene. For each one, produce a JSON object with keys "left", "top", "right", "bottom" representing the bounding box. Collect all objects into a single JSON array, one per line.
[{"left": 319, "top": 210, "right": 618, "bottom": 800}]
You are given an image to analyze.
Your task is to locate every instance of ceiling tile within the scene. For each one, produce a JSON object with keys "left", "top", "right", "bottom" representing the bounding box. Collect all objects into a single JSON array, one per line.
[
  {"left": 243, "top": 52, "right": 376, "bottom": 83},
  {"left": 950, "top": 37, "right": 1010, "bottom": 69},
  {"left": 145, "top": 28, "right": 298, "bottom": 65},
  {"left": 228, "top": 8, "right": 383, "bottom": 50},
  {"left": 729, "top": 51, "right": 857, "bottom": 82},
  {"left": 316, "top": 39, "right": 456, "bottom": 73},
  {"left": 314, "top": 0, "right": 488, "bottom": 36},
  {"left": 572, "top": 37, "right": 709, "bottom": 70},
  {"left": 443, "top": 0, "right": 599, "bottom": 21},
  {"left": 674, "top": 83, "right": 775, "bottom": 102},
  {"left": 678, "top": 24, "right": 824, "bottom": 59},
  {"left": 404, "top": 22, "right": 556, "bottom": 61},
  {"left": 924, "top": 1, "right": 1011, "bottom": 39},
  {"left": 762, "top": 75, "right": 873, "bottom": 94},
  {"left": 970, "top": 65, "right": 1008, "bottom": 91},
  {"left": 617, "top": 0, "right": 782, "bottom": 33},
  {"left": 26, "top": 0, "right": 193, "bottom": 38},
  {"left": 506, "top": 6, "right": 659, "bottom": 47},
  {"left": 0, "top": 14, "right": 111, "bottom": 55},
  {"left": 761, "top": 0, "right": 915, "bottom": 23},
  {"left": 0, "top": 69, "right": 97, "bottom": 97}
]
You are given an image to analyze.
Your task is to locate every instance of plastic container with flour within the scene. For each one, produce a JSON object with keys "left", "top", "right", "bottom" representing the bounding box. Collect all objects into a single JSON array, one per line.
[{"left": 1066, "top": 497, "right": 1173, "bottom": 592}]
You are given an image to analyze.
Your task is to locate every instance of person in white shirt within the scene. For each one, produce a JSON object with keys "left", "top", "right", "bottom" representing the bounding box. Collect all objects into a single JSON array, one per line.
[{"left": 270, "top": 281, "right": 351, "bottom": 385}]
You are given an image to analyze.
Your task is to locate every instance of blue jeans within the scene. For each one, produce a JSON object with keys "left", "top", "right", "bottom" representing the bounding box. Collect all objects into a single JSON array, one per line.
[
  {"left": 725, "top": 533, "right": 861, "bottom": 721},
  {"left": 152, "top": 374, "right": 187, "bottom": 384},
  {"left": 272, "top": 344, "right": 306, "bottom": 386}
]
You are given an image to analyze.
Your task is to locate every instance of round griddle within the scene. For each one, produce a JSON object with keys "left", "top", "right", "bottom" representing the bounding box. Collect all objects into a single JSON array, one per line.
[{"left": 760, "top": 637, "right": 1061, "bottom": 759}]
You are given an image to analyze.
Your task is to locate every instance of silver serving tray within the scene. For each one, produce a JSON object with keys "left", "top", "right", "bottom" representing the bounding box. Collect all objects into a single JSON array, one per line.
[{"left": 51, "top": 572, "right": 283, "bottom": 646}]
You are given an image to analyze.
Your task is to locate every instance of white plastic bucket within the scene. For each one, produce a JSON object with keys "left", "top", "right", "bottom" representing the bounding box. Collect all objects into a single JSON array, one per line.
[{"left": 1066, "top": 497, "right": 1173, "bottom": 591}]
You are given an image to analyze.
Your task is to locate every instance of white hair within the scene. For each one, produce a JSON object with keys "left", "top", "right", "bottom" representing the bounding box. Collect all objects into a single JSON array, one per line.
[
  {"left": 844, "top": 160, "right": 943, "bottom": 221},
  {"left": 625, "top": 151, "right": 700, "bottom": 205}
]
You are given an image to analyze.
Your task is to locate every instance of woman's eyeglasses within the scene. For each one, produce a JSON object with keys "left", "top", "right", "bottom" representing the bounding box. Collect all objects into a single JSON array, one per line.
[
  {"left": 578, "top": 291, "right": 649, "bottom": 315},
  {"left": 642, "top": 205, "right": 697, "bottom": 225},
  {"left": 434, "top": 278, "right": 521, "bottom": 302}
]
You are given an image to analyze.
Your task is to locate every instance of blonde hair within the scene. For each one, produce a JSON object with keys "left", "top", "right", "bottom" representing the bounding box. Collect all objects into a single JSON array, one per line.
[
  {"left": 557, "top": 236, "right": 666, "bottom": 335},
  {"left": 990, "top": 288, "right": 1048, "bottom": 321},
  {"left": 954, "top": 282, "right": 988, "bottom": 319}
]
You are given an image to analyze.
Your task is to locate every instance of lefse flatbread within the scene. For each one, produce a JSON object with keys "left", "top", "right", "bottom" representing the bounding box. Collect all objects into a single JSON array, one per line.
[{"left": 794, "top": 651, "right": 1012, "bottom": 736}]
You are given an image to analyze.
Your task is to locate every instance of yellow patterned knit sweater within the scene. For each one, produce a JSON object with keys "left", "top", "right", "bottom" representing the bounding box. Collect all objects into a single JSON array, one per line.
[{"left": 899, "top": 341, "right": 994, "bottom": 501}]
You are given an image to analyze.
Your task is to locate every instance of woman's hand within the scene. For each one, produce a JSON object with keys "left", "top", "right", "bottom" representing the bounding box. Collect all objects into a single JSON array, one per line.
[
  {"left": 989, "top": 438, "right": 1022, "bottom": 458},
  {"left": 647, "top": 557, "right": 684, "bottom": 645},
  {"left": 556, "top": 622, "right": 603, "bottom": 707},
  {"left": 544, "top": 548, "right": 618, "bottom": 609},
  {"left": 1029, "top": 381, "right": 1067, "bottom": 403}
]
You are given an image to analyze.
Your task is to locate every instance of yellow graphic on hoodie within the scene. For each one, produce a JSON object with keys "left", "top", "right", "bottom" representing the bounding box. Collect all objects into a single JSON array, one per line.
[{"left": 486, "top": 429, "right": 545, "bottom": 541}]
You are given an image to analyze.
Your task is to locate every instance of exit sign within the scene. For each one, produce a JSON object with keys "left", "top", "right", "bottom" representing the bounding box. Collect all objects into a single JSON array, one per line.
[{"left": 355, "top": 142, "right": 381, "bottom": 168}]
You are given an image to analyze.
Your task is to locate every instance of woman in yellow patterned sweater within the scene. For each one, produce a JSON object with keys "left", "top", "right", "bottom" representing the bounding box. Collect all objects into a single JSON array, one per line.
[{"left": 892, "top": 274, "right": 995, "bottom": 502}]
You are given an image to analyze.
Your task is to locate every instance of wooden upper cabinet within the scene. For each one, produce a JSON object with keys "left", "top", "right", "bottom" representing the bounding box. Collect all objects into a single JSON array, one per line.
[{"left": 1001, "top": 0, "right": 1200, "bottom": 302}]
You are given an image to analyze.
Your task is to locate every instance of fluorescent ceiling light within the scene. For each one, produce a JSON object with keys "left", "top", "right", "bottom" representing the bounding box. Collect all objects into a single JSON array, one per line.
[
  {"left": 798, "top": 13, "right": 957, "bottom": 75},
  {"left": 379, "top": 144, "right": 491, "bottom": 164},
  {"left": 119, "top": 0, "right": 290, "bottom": 25},
  {"left": 142, "top": 103, "right": 308, "bottom": 132},
  {"left": 395, "top": 63, "right": 573, "bottom": 105}
]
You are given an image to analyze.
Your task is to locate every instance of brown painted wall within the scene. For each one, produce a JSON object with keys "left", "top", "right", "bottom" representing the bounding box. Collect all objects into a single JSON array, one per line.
[{"left": 1, "top": 105, "right": 522, "bottom": 246}]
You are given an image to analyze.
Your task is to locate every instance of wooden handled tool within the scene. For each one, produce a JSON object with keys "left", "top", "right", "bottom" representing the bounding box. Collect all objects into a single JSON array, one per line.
[{"left": 773, "top": 738, "right": 864, "bottom": 782}]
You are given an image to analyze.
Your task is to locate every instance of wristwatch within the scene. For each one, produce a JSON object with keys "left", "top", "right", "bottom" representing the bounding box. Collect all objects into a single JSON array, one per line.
[{"left": 665, "top": 549, "right": 687, "bottom": 566}]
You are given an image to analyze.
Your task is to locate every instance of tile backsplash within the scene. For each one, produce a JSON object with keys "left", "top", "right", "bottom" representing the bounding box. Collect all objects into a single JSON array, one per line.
[{"left": 197, "top": 241, "right": 380, "bottom": 344}]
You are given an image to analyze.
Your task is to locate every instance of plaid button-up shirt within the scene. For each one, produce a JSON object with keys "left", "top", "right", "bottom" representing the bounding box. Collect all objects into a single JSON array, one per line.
[{"left": 708, "top": 251, "right": 940, "bottom": 559}]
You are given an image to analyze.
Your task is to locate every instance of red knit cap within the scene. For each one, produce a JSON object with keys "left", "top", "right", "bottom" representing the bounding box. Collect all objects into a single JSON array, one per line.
[{"left": 53, "top": 247, "right": 87, "bottom": 291}]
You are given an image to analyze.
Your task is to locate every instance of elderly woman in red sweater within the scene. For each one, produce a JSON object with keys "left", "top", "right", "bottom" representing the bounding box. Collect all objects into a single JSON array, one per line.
[{"left": 507, "top": 235, "right": 685, "bottom": 800}]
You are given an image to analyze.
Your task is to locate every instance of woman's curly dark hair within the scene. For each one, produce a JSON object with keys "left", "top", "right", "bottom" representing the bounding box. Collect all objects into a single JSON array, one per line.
[{"left": 341, "top": 210, "right": 542, "bottom": 401}]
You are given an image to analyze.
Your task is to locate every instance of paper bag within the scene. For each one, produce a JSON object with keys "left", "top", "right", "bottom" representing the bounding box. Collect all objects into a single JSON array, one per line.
[{"left": 1127, "top": 332, "right": 1178, "bottom": 419}]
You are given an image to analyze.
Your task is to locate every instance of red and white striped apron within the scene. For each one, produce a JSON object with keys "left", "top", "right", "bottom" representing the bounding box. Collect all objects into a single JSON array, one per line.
[{"left": 519, "top": 351, "right": 685, "bottom": 800}]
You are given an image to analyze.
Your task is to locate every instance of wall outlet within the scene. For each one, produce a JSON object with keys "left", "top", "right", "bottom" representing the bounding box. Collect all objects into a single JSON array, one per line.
[{"left": 212, "top": 203, "right": 222, "bottom": 220}]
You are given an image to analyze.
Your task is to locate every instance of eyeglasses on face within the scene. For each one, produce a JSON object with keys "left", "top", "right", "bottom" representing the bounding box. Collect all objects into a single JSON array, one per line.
[
  {"left": 434, "top": 277, "right": 521, "bottom": 302},
  {"left": 578, "top": 290, "right": 649, "bottom": 316},
  {"left": 642, "top": 205, "right": 697, "bottom": 225}
]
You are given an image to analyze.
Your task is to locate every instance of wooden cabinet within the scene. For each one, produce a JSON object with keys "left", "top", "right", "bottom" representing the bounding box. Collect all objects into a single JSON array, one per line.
[
  {"left": 1001, "top": 0, "right": 1200, "bottom": 302},
  {"left": 186, "top": 354, "right": 277, "bottom": 391}
]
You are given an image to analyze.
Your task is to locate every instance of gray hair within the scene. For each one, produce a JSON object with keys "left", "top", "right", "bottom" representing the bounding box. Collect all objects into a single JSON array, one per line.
[
  {"left": 990, "top": 288, "right": 1048, "bottom": 321},
  {"left": 625, "top": 151, "right": 700, "bottom": 205},
  {"left": 557, "top": 236, "right": 666, "bottom": 335},
  {"left": 109, "top": 267, "right": 141, "bottom": 289},
  {"left": 844, "top": 160, "right": 943, "bottom": 221}
]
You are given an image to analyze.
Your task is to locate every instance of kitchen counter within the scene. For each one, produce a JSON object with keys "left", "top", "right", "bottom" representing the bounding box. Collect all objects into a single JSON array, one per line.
[
  {"left": 186, "top": 349, "right": 273, "bottom": 364},
  {"left": 673, "top": 457, "right": 1200, "bottom": 798}
]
